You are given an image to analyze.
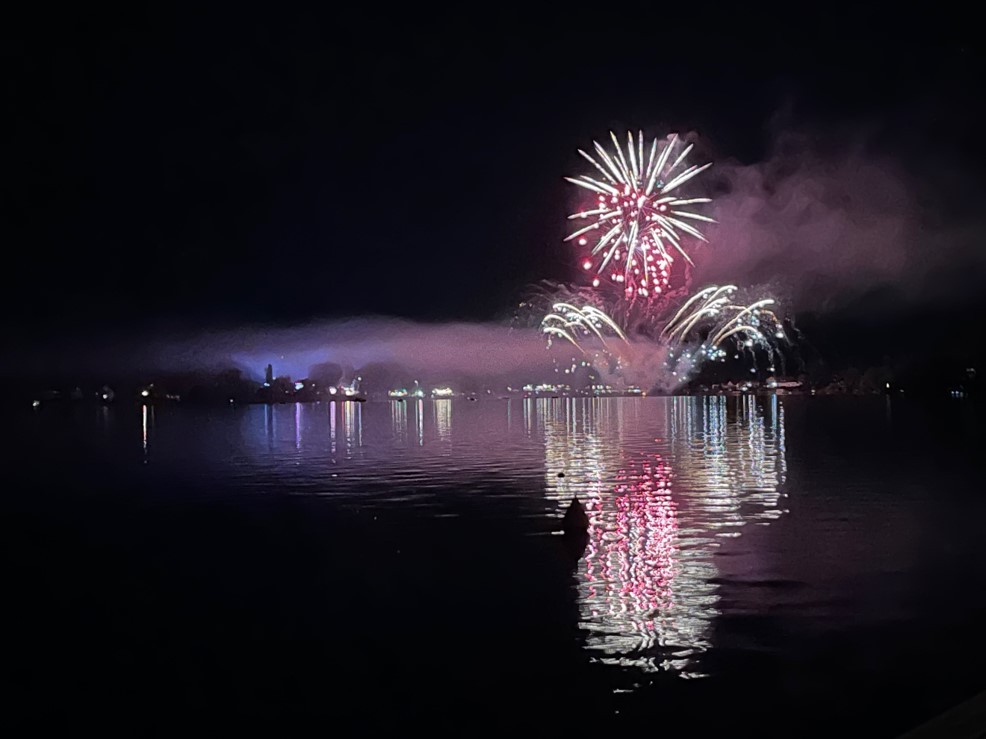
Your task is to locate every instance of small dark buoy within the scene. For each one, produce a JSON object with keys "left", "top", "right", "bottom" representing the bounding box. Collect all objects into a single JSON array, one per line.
[{"left": 557, "top": 471, "right": 565, "bottom": 478}]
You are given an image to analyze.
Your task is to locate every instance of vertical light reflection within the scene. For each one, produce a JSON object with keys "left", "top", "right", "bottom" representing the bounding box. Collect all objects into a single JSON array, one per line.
[
  {"left": 295, "top": 402, "right": 302, "bottom": 451},
  {"left": 544, "top": 398, "right": 621, "bottom": 504},
  {"left": 391, "top": 400, "right": 407, "bottom": 443},
  {"left": 434, "top": 399, "right": 451, "bottom": 443},
  {"left": 415, "top": 399, "right": 424, "bottom": 446},
  {"left": 543, "top": 398, "right": 709, "bottom": 673},
  {"left": 329, "top": 401, "right": 337, "bottom": 455},
  {"left": 670, "top": 396, "right": 787, "bottom": 529},
  {"left": 141, "top": 404, "right": 149, "bottom": 462},
  {"left": 342, "top": 402, "right": 362, "bottom": 456},
  {"left": 343, "top": 402, "right": 354, "bottom": 457},
  {"left": 356, "top": 403, "right": 362, "bottom": 448},
  {"left": 774, "top": 395, "right": 787, "bottom": 484},
  {"left": 581, "top": 453, "right": 711, "bottom": 674},
  {"left": 543, "top": 395, "right": 789, "bottom": 677}
]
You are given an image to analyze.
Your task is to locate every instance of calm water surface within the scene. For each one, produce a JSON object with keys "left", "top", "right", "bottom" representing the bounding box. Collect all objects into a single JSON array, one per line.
[{"left": 4, "top": 396, "right": 986, "bottom": 735}]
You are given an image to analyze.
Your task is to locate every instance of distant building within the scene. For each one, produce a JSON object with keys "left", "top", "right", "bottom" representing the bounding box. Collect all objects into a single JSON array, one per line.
[{"left": 264, "top": 364, "right": 273, "bottom": 386}]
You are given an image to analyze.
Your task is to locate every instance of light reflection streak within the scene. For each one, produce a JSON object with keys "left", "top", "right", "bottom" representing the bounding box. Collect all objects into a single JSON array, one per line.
[
  {"left": 329, "top": 401, "right": 337, "bottom": 455},
  {"left": 295, "top": 402, "right": 302, "bottom": 450},
  {"left": 342, "top": 402, "right": 362, "bottom": 456},
  {"left": 543, "top": 396, "right": 788, "bottom": 676},
  {"left": 415, "top": 399, "right": 424, "bottom": 446},
  {"left": 670, "top": 395, "right": 787, "bottom": 525},
  {"left": 582, "top": 454, "right": 705, "bottom": 673},
  {"left": 544, "top": 398, "right": 621, "bottom": 502},
  {"left": 434, "top": 399, "right": 452, "bottom": 443},
  {"left": 141, "top": 404, "right": 149, "bottom": 461},
  {"left": 356, "top": 404, "right": 362, "bottom": 448},
  {"left": 391, "top": 400, "right": 408, "bottom": 442}
]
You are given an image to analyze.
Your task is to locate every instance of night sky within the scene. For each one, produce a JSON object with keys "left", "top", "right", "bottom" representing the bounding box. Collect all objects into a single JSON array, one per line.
[{"left": 6, "top": 8, "right": 986, "bottom": 377}]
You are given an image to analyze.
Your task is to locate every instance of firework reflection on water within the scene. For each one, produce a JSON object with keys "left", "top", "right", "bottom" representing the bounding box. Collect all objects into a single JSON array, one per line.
[{"left": 543, "top": 396, "right": 787, "bottom": 676}]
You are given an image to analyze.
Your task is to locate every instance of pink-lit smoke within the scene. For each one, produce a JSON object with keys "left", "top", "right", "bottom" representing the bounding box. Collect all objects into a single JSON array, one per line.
[
  {"left": 163, "top": 319, "right": 560, "bottom": 385},
  {"left": 695, "top": 129, "right": 986, "bottom": 312}
]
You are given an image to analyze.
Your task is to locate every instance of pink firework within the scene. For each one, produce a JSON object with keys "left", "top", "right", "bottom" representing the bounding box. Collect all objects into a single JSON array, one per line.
[{"left": 565, "top": 131, "right": 714, "bottom": 301}]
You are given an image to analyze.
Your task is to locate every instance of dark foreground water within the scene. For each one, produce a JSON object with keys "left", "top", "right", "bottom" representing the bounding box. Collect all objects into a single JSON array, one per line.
[{"left": 3, "top": 396, "right": 986, "bottom": 735}]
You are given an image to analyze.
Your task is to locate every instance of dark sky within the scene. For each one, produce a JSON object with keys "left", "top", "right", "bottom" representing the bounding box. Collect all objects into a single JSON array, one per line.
[{"left": 5, "top": 7, "right": 986, "bottom": 372}]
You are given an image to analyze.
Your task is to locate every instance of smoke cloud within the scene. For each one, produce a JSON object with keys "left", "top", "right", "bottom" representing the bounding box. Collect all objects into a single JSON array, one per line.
[
  {"left": 162, "top": 319, "right": 673, "bottom": 391},
  {"left": 697, "top": 129, "right": 986, "bottom": 313},
  {"left": 144, "top": 320, "right": 554, "bottom": 385}
]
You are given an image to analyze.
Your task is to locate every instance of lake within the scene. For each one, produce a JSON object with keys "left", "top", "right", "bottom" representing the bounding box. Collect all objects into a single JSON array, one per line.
[{"left": 4, "top": 396, "right": 985, "bottom": 735}]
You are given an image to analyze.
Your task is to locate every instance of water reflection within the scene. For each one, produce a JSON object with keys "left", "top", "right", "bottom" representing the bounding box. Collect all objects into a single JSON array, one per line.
[
  {"left": 585, "top": 453, "right": 709, "bottom": 674},
  {"left": 342, "top": 402, "right": 363, "bottom": 456},
  {"left": 154, "top": 395, "right": 785, "bottom": 677},
  {"left": 543, "top": 396, "right": 788, "bottom": 676},
  {"left": 141, "top": 404, "right": 149, "bottom": 461},
  {"left": 669, "top": 395, "right": 787, "bottom": 527},
  {"left": 434, "top": 399, "right": 452, "bottom": 443},
  {"left": 28, "top": 378, "right": 986, "bottom": 733},
  {"left": 544, "top": 398, "right": 622, "bottom": 500},
  {"left": 391, "top": 400, "right": 408, "bottom": 443},
  {"left": 523, "top": 397, "right": 535, "bottom": 437},
  {"left": 329, "top": 401, "right": 337, "bottom": 454},
  {"left": 295, "top": 402, "right": 302, "bottom": 450}
]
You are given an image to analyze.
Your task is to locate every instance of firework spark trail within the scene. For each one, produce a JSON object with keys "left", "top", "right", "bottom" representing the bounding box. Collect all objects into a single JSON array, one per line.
[
  {"left": 566, "top": 132, "right": 714, "bottom": 303},
  {"left": 540, "top": 303, "right": 629, "bottom": 353},
  {"left": 535, "top": 285, "right": 786, "bottom": 388},
  {"left": 660, "top": 285, "right": 786, "bottom": 379},
  {"left": 662, "top": 285, "right": 738, "bottom": 342}
]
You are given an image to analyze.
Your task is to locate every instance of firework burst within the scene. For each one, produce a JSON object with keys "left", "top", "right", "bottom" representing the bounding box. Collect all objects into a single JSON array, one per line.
[
  {"left": 661, "top": 285, "right": 786, "bottom": 377},
  {"left": 540, "top": 302, "right": 633, "bottom": 388},
  {"left": 566, "top": 132, "right": 714, "bottom": 302},
  {"left": 540, "top": 302, "right": 629, "bottom": 353}
]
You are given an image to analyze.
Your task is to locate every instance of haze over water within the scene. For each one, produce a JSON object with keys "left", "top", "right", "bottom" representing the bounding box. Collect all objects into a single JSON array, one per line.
[{"left": 5, "top": 396, "right": 986, "bottom": 735}]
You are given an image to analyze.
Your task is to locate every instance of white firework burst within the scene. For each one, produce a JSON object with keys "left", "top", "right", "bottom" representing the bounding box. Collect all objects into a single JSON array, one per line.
[
  {"left": 566, "top": 131, "right": 714, "bottom": 301},
  {"left": 661, "top": 285, "right": 785, "bottom": 375},
  {"left": 541, "top": 302, "right": 629, "bottom": 353}
]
